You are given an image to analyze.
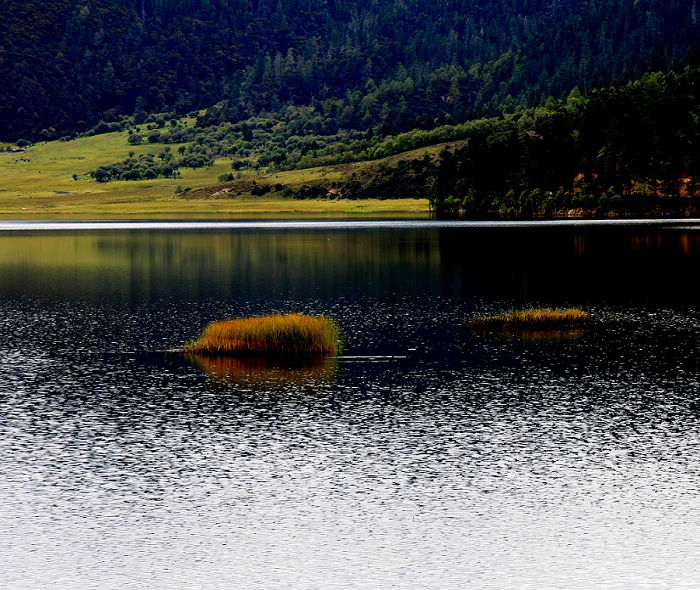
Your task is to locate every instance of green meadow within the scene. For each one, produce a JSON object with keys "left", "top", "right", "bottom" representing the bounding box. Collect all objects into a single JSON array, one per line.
[{"left": 0, "top": 131, "right": 430, "bottom": 218}]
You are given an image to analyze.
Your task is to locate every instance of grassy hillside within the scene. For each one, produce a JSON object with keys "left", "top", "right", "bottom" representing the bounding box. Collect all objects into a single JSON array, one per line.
[
  {"left": 0, "top": 131, "right": 437, "bottom": 217},
  {"left": 3, "top": 63, "right": 696, "bottom": 220}
]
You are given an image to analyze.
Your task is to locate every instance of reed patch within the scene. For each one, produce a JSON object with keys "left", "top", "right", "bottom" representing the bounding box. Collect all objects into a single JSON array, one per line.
[
  {"left": 468, "top": 307, "right": 590, "bottom": 330},
  {"left": 185, "top": 314, "right": 341, "bottom": 355}
]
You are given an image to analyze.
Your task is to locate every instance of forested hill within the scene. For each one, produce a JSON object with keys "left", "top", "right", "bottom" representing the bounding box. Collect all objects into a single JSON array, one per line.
[{"left": 1, "top": 0, "right": 698, "bottom": 141}]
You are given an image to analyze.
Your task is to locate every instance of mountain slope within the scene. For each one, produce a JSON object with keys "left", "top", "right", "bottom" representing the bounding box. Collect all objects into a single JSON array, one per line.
[{"left": 1, "top": 0, "right": 698, "bottom": 140}]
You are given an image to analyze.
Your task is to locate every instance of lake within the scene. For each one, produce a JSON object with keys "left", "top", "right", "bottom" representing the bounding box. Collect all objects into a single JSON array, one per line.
[{"left": 1, "top": 220, "right": 700, "bottom": 588}]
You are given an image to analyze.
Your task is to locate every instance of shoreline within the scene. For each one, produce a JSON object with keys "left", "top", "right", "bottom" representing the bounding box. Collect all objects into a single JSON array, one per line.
[
  {"left": 0, "top": 196, "right": 431, "bottom": 219},
  {"left": 0, "top": 218, "right": 699, "bottom": 231},
  {"left": 0, "top": 197, "right": 697, "bottom": 221}
]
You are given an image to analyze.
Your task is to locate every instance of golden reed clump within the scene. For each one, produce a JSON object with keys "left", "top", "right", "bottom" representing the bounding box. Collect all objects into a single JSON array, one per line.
[
  {"left": 468, "top": 307, "right": 590, "bottom": 329},
  {"left": 185, "top": 314, "right": 340, "bottom": 355}
]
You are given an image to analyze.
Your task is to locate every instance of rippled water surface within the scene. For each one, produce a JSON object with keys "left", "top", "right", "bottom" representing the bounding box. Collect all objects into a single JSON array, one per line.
[{"left": 1, "top": 221, "right": 700, "bottom": 589}]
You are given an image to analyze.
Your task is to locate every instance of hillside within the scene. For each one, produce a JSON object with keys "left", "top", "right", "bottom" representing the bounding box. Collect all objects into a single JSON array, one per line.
[
  {"left": 1, "top": 0, "right": 697, "bottom": 142},
  {"left": 1, "top": 65, "right": 697, "bottom": 219},
  {"left": 0, "top": 129, "right": 441, "bottom": 216},
  {"left": 428, "top": 67, "right": 700, "bottom": 217}
]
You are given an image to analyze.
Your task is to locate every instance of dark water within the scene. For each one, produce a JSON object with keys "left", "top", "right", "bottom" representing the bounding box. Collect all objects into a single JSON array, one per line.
[{"left": 1, "top": 221, "right": 700, "bottom": 588}]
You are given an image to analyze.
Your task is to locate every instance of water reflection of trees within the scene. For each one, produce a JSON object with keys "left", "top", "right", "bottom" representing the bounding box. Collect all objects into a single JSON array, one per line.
[
  {"left": 437, "top": 227, "right": 700, "bottom": 302},
  {"left": 0, "top": 229, "right": 442, "bottom": 300}
]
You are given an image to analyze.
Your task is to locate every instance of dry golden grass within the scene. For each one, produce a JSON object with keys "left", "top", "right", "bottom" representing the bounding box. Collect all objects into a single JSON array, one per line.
[
  {"left": 468, "top": 307, "right": 590, "bottom": 329},
  {"left": 185, "top": 314, "right": 340, "bottom": 355}
]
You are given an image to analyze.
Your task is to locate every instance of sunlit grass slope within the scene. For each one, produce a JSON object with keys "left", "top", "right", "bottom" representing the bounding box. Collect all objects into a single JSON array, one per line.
[
  {"left": 0, "top": 130, "right": 226, "bottom": 213},
  {"left": 186, "top": 314, "right": 341, "bottom": 355},
  {"left": 0, "top": 130, "right": 436, "bottom": 217}
]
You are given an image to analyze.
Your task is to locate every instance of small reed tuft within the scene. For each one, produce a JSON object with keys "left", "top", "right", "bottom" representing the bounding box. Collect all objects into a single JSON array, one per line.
[
  {"left": 468, "top": 307, "right": 590, "bottom": 329},
  {"left": 185, "top": 313, "right": 340, "bottom": 355}
]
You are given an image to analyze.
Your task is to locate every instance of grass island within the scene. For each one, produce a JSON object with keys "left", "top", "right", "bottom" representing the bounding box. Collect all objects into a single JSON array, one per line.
[
  {"left": 468, "top": 307, "right": 591, "bottom": 330},
  {"left": 185, "top": 314, "right": 341, "bottom": 356}
]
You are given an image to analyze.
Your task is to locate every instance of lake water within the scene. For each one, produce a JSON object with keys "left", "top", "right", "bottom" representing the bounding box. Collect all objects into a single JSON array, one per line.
[{"left": 1, "top": 220, "right": 700, "bottom": 588}]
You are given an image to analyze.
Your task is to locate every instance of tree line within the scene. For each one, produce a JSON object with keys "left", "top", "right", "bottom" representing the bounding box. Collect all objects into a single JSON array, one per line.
[{"left": 428, "top": 67, "right": 700, "bottom": 217}]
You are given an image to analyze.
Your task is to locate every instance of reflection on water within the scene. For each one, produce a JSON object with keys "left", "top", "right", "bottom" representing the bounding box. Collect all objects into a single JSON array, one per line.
[
  {"left": 469, "top": 327, "right": 591, "bottom": 342},
  {"left": 0, "top": 229, "right": 441, "bottom": 301},
  {"left": 1, "top": 222, "right": 700, "bottom": 589},
  {"left": 185, "top": 353, "right": 338, "bottom": 386},
  {"left": 438, "top": 225, "right": 700, "bottom": 302},
  {"left": 1, "top": 224, "right": 700, "bottom": 304}
]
